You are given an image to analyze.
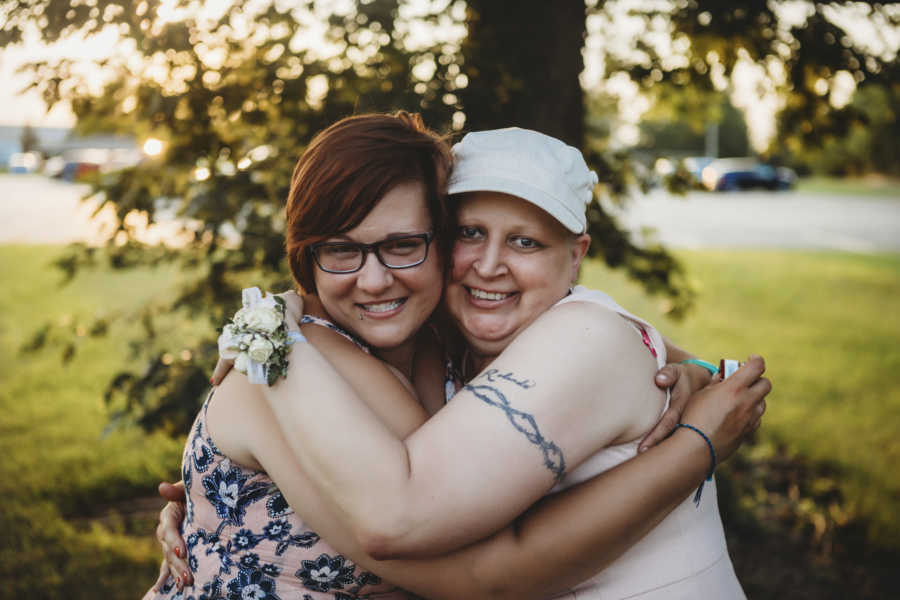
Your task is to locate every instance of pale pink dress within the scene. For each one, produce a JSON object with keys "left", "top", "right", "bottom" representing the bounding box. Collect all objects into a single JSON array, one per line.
[{"left": 546, "top": 286, "right": 746, "bottom": 599}]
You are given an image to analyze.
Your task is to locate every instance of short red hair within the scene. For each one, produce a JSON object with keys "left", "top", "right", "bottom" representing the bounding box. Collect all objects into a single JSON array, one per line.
[{"left": 285, "top": 112, "right": 452, "bottom": 293}]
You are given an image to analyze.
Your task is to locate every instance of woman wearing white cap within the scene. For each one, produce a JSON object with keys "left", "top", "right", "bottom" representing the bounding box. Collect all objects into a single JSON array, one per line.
[{"left": 156, "top": 123, "right": 766, "bottom": 598}]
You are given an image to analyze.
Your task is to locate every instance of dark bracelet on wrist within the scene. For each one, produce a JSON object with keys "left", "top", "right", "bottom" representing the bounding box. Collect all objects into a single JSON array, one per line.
[{"left": 674, "top": 422, "right": 716, "bottom": 506}]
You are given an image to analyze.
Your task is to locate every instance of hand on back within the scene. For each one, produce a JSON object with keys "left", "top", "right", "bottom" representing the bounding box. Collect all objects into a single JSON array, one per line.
[{"left": 152, "top": 481, "right": 190, "bottom": 592}]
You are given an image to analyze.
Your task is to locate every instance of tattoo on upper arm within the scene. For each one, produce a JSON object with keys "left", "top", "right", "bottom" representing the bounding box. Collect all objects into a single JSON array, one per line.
[
  {"left": 481, "top": 368, "right": 536, "bottom": 389},
  {"left": 464, "top": 378, "right": 565, "bottom": 482}
]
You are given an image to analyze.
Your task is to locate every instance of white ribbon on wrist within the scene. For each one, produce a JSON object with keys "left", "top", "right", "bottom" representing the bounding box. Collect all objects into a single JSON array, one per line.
[
  {"left": 218, "top": 287, "right": 300, "bottom": 386},
  {"left": 241, "top": 287, "right": 269, "bottom": 385}
]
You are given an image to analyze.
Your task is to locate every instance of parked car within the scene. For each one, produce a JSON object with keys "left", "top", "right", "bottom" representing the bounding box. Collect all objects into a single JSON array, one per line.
[
  {"left": 700, "top": 158, "right": 796, "bottom": 191},
  {"left": 7, "top": 151, "right": 41, "bottom": 174},
  {"left": 683, "top": 156, "right": 716, "bottom": 185}
]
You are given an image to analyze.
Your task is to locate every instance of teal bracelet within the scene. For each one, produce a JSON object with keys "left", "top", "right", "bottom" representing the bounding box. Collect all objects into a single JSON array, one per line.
[
  {"left": 674, "top": 423, "right": 716, "bottom": 507},
  {"left": 680, "top": 358, "right": 718, "bottom": 376}
]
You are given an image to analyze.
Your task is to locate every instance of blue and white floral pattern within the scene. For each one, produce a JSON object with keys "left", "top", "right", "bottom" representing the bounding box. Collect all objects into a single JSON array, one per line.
[
  {"left": 226, "top": 567, "right": 280, "bottom": 600},
  {"left": 232, "top": 528, "right": 263, "bottom": 551},
  {"left": 145, "top": 391, "right": 410, "bottom": 600},
  {"left": 202, "top": 460, "right": 269, "bottom": 526},
  {"left": 295, "top": 553, "right": 356, "bottom": 593},
  {"left": 265, "top": 490, "right": 291, "bottom": 518},
  {"left": 262, "top": 518, "right": 291, "bottom": 540},
  {"left": 193, "top": 443, "right": 215, "bottom": 473}
]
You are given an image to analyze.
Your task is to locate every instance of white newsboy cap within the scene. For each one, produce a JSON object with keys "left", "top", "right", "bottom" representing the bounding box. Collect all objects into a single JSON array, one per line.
[{"left": 447, "top": 127, "right": 598, "bottom": 234}]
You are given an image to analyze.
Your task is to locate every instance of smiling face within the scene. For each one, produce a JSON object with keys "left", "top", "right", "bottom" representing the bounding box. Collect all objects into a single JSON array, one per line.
[
  {"left": 313, "top": 180, "right": 443, "bottom": 354},
  {"left": 445, "top": 191, "right": 591, "bottom": 366}
]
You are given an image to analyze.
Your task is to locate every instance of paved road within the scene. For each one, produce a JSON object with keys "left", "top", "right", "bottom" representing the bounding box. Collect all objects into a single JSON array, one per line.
[
  {"left": 610, "top": 189, "right": 900, "bottom": 252},
  {"left": 0, "top": 174, "right": 103, "bottom": 244},
  {"left": 2, "top": 175, "right": 898, "bottom": 251},
  {"left": 0, "top": 174, "right": 181, "bottom": 245}
]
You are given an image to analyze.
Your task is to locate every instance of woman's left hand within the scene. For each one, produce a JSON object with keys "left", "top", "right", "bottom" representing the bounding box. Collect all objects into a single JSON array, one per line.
[{"left": 638, "top": 363, "right": 694, "bottom": 452}]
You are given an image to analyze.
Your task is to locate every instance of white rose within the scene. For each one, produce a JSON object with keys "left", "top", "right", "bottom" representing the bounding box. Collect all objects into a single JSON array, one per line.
[
  {"left": 232, "top": 307, "right": 250, "bottom": 328},
  {"left": 242, "top": 305, "right": 282, "bottom": 333},
  {"left": 247, "top": 336, "right": 274, "bottom": 363},
  {"left": 258, "top": 293, "right": 279, "bottom": 311},
  {"left": 239, "top": 332, "right": 254, "bottom": 349},
  {"left": 217, "top": 324, "right": 242, "bottom": 359},
  {"left": 234, "top": 352, "right": 249, "bottom": 374}
]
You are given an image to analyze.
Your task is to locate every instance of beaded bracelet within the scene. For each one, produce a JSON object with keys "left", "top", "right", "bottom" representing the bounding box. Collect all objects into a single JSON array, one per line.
[
  {"left": 680, "top": 358, "right": 718, "bottom": 376},
  {"left": 675, "top": 423, "right": 717, "bottom": 506}
]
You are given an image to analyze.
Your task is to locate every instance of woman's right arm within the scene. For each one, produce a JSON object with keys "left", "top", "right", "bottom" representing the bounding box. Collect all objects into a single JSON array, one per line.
[
  {"left": 193, "top": 362, "right": 767, "bottom": 600},
  {"left": 262, "top": 303, "right": 676, "bottom": 556},
  {"left": 259, "top": 302, "right": 769, "bottom": 558}
]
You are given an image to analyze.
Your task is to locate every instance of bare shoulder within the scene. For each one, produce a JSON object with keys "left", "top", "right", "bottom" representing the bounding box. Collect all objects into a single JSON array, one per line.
[
  {"left": 205, "top": 371, "right": 269, "bottom": 470},
  {"left": 505, "top": 300, "right": 665, "bottom": 440},
  {"left": 301, "top": 321, "right": 378, "bottom": 366},
  {"left": 515, "top": 300, "right": 650, "bottom": 361},
  {"left": 301, "top": 318, "right": 429, "bottom": 437}
]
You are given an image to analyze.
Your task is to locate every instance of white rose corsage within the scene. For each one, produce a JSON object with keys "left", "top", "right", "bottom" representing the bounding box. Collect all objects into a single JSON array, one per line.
[{"left": 217, "top": 287, "right": 304, "bottom": 386}]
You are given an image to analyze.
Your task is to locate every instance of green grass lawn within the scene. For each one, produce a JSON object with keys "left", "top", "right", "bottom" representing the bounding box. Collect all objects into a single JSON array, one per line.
[
  {"left": 794, "top": 175, "right": 900, "bottom": 198},
  {"left": 1, "top": 244, "right": 898, "bottom": 598},
  {"left": 0, "top": 245, "right": 187, "bottom": 598}
]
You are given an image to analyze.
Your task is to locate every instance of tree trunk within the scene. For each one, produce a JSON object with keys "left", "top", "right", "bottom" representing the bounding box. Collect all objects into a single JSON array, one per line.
[{"left": 460, "top": 0, "right": 587, "bottom": 147}]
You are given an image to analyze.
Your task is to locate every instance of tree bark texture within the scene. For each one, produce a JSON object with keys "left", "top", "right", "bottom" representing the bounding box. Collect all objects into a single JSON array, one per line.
[{"left": 460, "top": 0, "right": 588, "bottom": 147}]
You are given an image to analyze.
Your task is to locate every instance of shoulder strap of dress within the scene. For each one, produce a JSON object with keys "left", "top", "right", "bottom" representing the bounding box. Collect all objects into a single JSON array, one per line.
[
  {"left": 426, "top": 322, "right": 465, "bottom": 404},
  {"left": 299, "top": 315, "right": 372, "bottom": 354}
]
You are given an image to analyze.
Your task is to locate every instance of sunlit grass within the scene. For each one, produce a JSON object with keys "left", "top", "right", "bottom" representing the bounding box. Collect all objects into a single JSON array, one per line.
[
  {"left": 794, "top": 175, "right": 900, "bottom": 198},
  {"left": 0, "top": 245, "right": 186, "bottom": 598}
]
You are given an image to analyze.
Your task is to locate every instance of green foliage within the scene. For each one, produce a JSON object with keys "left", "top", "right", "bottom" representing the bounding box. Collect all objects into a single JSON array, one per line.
[
  {"left": 779, "top": 83, "right": 900, "bottom": 176},
  {"left": 600, "top": 0, "right": 899, "bottom": 169},
  {"left": 2, "top": 0, "right": 470, "bottom": 433},
  {"left": 637, "top": 85, "right": 750, "bottom": 157},
  {"left": 794, "top": 175, "right": 900, "bottom": 197}
]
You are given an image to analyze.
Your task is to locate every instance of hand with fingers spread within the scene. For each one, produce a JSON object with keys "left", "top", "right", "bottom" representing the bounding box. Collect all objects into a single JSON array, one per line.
[
  {"left": 152, "top": 481, "right": 191, "bottom": 592},
  {"left": 679, "top": 354, "right": 771, "bottom": 464}
]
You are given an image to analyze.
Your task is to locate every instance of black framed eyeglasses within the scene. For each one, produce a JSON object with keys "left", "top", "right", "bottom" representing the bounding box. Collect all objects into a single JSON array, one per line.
[{"left": 310, "top": 232, "right": 434, "bottom": 274}]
